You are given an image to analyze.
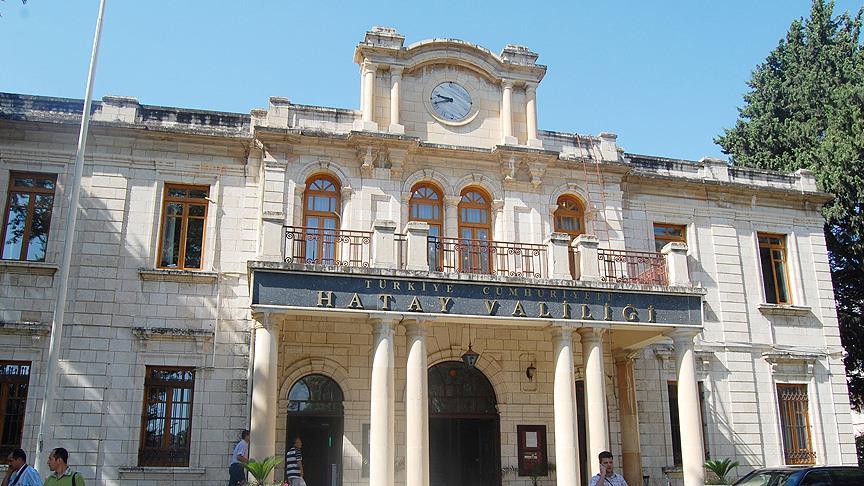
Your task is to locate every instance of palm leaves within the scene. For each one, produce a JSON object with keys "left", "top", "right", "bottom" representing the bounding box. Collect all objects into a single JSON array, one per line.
[
  {"left": 242, "top": 455, "right": 283, "bottom": 486},
  {"left": 704, "top": 458, "right": 739, "bottom": 484}
]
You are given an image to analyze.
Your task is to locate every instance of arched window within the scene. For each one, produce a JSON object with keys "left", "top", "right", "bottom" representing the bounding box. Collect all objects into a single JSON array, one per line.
[
  {"left": 458, "top": 187, "right": 492, "bottom": 273},
  {"left": 553, "top": 195, "right": 585, "bottom": 239},
  {"left": 288, "top": 374, "right": 344, "bottom": 414},
  {"left": 303, "top": 175, "right": 340, "bottom": 264},
  {"left": 409, "top": 183, "right": 443, "bottom": 270}
]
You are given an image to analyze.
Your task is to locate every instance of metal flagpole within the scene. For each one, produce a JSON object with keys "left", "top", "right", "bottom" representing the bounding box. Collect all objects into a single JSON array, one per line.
[{"left": 34, "top": 0, "right": 107, "bottom": 475}]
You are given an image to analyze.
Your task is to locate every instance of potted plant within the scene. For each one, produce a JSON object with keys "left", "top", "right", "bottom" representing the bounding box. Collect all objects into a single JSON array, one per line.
[
  {"left": 704, "top": 458, "right": 739, "bottom": 485},
  {"left": 243, "top": 455, "right": 283, "bottom": 486}
]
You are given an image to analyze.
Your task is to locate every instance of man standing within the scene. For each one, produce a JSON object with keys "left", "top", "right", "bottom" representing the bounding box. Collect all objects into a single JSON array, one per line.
[
  {"left": 2, "top": 449, "right": 42, "bottom": 486},
  {"left": 43, "top": 448, "right": 84, "bottom": 486},
  {"left": 589, "top": 451, "right": 628, "bottom": 486},
  {"left": 228, "top": 429, "right": 250, "bottom": 486},
  {"left": 284, "top": 437, "right": 304, "bottom": 486}
]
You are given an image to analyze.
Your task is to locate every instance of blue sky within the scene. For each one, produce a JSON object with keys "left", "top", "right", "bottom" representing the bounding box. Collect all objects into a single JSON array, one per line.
[{"left": 2, "top": 1, "right": 861, "bottom": 161}]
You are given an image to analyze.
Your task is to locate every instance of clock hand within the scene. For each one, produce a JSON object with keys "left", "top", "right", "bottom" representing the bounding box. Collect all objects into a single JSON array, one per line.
[{"left": 434, "top": 94, "right": 454, "bottom": 102}]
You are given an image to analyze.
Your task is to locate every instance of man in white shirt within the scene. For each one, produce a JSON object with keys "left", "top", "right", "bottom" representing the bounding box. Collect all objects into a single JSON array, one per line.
[
  {"left": 589, "top": 451, "right": 628, "bottom": 486},
  {"left": 228, "top": 429, "right": 250, "bottom": 486},
  {"left": 2, "top": 449, "right": 42, "bottom": 486}
]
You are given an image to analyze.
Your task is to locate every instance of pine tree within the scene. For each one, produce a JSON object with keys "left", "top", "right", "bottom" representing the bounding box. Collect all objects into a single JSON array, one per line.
[{"left": 716, "top": 0, "right": 864, "bottom": 410}]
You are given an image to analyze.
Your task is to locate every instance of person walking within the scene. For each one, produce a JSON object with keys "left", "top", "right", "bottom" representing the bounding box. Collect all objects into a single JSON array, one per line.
[
  {"left": 43, "top": 448, "right": 84, "bottom": 486},
  {"left": 284, "top": 437, "right": 304, "bottom": 486},
  {"left": 2, "top": 448, "right": 42, "bottom": 486},
  {"left": 589, "top": 451, "right": 628, "bottom": 486},
  {"left": 228, "top": 429, "right": 250, "bottom": 486}
]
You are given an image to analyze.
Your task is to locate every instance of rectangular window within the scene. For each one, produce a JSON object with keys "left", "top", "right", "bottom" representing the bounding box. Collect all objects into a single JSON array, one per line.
[
  {"left": 158, "top": 184, "right": 209, "bottom": 270},
  {"left": 758, "top": 233, "right": 790, "bottom": 304},
  {"left": 0, "top": 362, "right": 31, "bottom": 462},
  {"left": 668, "top": 381, "right": 709, "bottom": 466},
  {"left": 2, "top": 172, "right": 56, "bottom": 262},
  {"left": 653, "top": 223, "right": 686, "bottom": 252},
  {"left": 777, "top": 383, "right": 815, "bottom": 465},
  {"left": 517, "top": 425, "right": 548, "bottom": 476},
  {"left": 139, "top": 367, "right": 195, "bottom": 467}
]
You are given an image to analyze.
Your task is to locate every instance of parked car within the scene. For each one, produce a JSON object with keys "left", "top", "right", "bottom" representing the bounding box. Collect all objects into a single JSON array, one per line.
[{"left": 732, "top": 466, "right": 864, "bottom": 486}]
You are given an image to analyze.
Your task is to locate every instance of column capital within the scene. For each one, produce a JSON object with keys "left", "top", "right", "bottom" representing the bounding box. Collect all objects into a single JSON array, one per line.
[
  {"left": 525, "top": 82, "right": 538, "bottom": 95},
  {"left": 577, "top": 326, "right": 607, "bottom": 342},
  {"left": 667, "top": 328, "right": 701, "bottom": 344},
  {"left": 370, "top": 316, "right": 397, "bottom": 336},
  {"left": 491, "top": 198, "right": 505, "bottom": 212},
  {"left": 444, "top": 195, "right": 462, "bottom": 207},
  {"left": 361, "top": 61, "right": 379, "bottom": 74},
  {"left": 390, "top": 65, "right": 404, "bottom": 77},
  {"left": 501, "top": 79, "right": 515, "bottom": 89},
  {"left": 551, "top": 326, "right": 573, "bottom": 342},
  {"left": 613, "top": 350, "right": 640, "bottom": 363},
  {"left": 404, "top": 319, "right": 431, "bottom": 338}
]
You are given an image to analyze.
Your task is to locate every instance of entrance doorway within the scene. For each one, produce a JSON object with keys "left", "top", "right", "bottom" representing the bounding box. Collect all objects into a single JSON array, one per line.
[
  {"left": 287, "top": 374, "right": 344, "bottom": 486},
  {"left": 428, "top": 361, "right": 501, "bottom": 486}
]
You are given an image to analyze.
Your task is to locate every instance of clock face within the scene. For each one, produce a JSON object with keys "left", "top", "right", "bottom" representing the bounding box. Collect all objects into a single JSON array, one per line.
[{"left": 430, "top": 82, "right": 473, "bottom": 121}]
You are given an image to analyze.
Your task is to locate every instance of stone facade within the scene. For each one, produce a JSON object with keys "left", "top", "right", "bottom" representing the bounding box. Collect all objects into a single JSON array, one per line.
[{"left": 0, "top": 27, "right": 857, "bottom": 486}]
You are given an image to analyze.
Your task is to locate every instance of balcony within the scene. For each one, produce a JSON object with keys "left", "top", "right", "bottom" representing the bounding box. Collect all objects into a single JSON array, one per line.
[{"left": 282, "top": 223, "right": 691, "bottom": 287}]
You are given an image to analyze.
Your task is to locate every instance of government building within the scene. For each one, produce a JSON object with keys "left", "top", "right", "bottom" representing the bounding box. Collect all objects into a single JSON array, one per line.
[{"left": 0, "top": 27, "right": 857, "bottom": 486}]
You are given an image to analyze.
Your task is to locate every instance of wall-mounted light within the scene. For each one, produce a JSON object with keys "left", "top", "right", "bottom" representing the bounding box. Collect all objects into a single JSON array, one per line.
[
  {"left": 526, "top": 363, "right": 536, "bottom": 381},
  {"left": 462, "top": 321, "right": 479, "bottom": 368}
]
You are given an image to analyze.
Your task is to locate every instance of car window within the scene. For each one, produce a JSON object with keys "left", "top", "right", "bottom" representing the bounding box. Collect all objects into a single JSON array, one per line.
[
  {"left": 735, "top": 472, "right": 779, "bottom": 486},
  {"left": 828, "top": 468, "right": 864, "bottom": 486},
  {"left": 800, "top": 470, "right": 831, "bottom": 486}
]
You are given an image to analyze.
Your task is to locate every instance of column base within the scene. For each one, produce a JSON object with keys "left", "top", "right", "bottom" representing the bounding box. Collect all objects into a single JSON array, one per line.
[
  {"left": 388, "top": 123, "right": 405, "bottom": 134},
  {"left": 527, "top": 138, "right": 543, "bottom": 148},
  {"left": 501, "top": 135, "right": 519, "bottom": 145},
  {"left": 353, "top": 120, "right": 379, "bottom": 132}
]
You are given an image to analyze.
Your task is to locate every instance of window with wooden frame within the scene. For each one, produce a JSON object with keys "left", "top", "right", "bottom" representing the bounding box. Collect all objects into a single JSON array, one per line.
[
  {"left": 158, "top": 184, "right": 209, "bottom": 270},
  {"left": 758, "top": 233, "right": 791, "bottom": 304},
  {"left": 2, "top": 172, "right": 56, "bottom": 262},
  {"left": 303, "top": 175, "right": 341, "bottom": 265},
  {"left": 458, "top": 187, "right": 492, "bottom": 273},
  {"left": 0, "top": 362, "right": 30, "bottom": 463},
  {"left": 139, "top": 367, "right": 195, "bottom": 467},
  {"left": 553, "top": 195, "right": 585, "bottom": 239},
  {"left": 517, "top": 425, "right": 548, "bottom": 477},
  {"left": 653, "top": 223, "right": 686, "bottom": 253},
  {"left": 667, "top": 381, "right": 709, "bottom": 466},
  {"left": 409, "top": 183, "right": 443, "bottom": 270},
  {"left": 777, "top": 383, "right": 815, "bottom": 465}
]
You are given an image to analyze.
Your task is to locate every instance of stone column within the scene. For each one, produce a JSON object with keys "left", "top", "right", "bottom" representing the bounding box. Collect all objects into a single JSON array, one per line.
[
  {"left": 370, "top": 318, "right": 396, "bottom": 486},
  {"left": 405, "top": 321, "right": 430, "bottom": 486},
  {"left": 389, "top": 67, "right": 404, "bottom": 134},
  {"left": 501, "top": 79, "right": 517, "bottom": 145},
  {"left": 579, "top": 326, "right": 609, "bottom": 477},
  {"left": 547, "top": 232, "right": 573, "bottom": 280},
  {"left": 662, "top": 242, "right": 690, "bottom": 286},
  {"left": 526, "top": 83, "right": 542, "bottom": 148},
  {"left": 444, "top": 195, "right": 461, "bottom": 240},
  {"left": 573, "top": 234, "right": 600, "bottom": 281},
  {"left": 355, "top": 62, "right": 378, "bottom": 131},
  {"left": 553, "top": 328, "right": 581, "bottom": 486},
  {"left": 404, "top": 221, "right": 430, "bottom": 271},
  {"left": 670, "top": 329, "right": 706, "bottom": 486},
  {"left": 250, "top": 314, "right": 280, "bottom": 474},
  {"left": 372, "top": 219, "right": 398, "bottom": 269},
  {"left": 615, "top": 353, "right": 643, "bottom": 486}
]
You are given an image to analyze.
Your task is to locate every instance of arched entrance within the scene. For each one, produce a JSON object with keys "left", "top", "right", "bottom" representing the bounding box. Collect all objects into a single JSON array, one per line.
[
  {"left": 428, "top": 361, "right": 501, "bottom": 486},
  {"left": 287, "top": 374, "right": 344, "bottom": 486}
]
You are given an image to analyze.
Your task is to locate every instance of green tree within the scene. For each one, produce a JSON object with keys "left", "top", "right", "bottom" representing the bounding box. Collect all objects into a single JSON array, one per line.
[{"left": 716, "top": 0, "right": 864, "bottom": 410}]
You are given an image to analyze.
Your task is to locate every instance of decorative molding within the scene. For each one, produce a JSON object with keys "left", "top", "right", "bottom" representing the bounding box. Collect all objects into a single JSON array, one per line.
[
  {"left": 0, "top": 321, "right": 51, "bottom": 337},
  {"left": 763, "top": 351, "right": 819, "bottom": 375},
  {"left": 132, "top": 327, "right": 213, "bottom": 342},
  {"left": 0, "top": 260, "right": 59, "bottom": 276},
  {"left": 757, "top": 303, "right": 811, "bottom": 317},
  {"left": 138, "top": 268, "right": 219, "bottom": 284}
]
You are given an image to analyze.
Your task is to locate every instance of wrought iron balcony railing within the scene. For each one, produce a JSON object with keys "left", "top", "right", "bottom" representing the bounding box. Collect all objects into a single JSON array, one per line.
[
  {"left": 597, "top": 248, "right": 667, "bottom": 285},
  {"left": 430, "top": 236, "right": 547, "bottom": 278},
  {"left": 284, "top": 226, "right": 373, "bottom": 268}
]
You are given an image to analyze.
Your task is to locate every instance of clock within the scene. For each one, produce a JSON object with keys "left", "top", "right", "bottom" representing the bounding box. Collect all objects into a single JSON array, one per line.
[{"left": 429, "top": 82, "right": 473, "bottom": 121}]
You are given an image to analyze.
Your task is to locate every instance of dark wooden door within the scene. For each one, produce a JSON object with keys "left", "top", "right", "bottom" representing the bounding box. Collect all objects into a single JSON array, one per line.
[{"left": 287, "top": 416, "right": 343, "bottom": 486}]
